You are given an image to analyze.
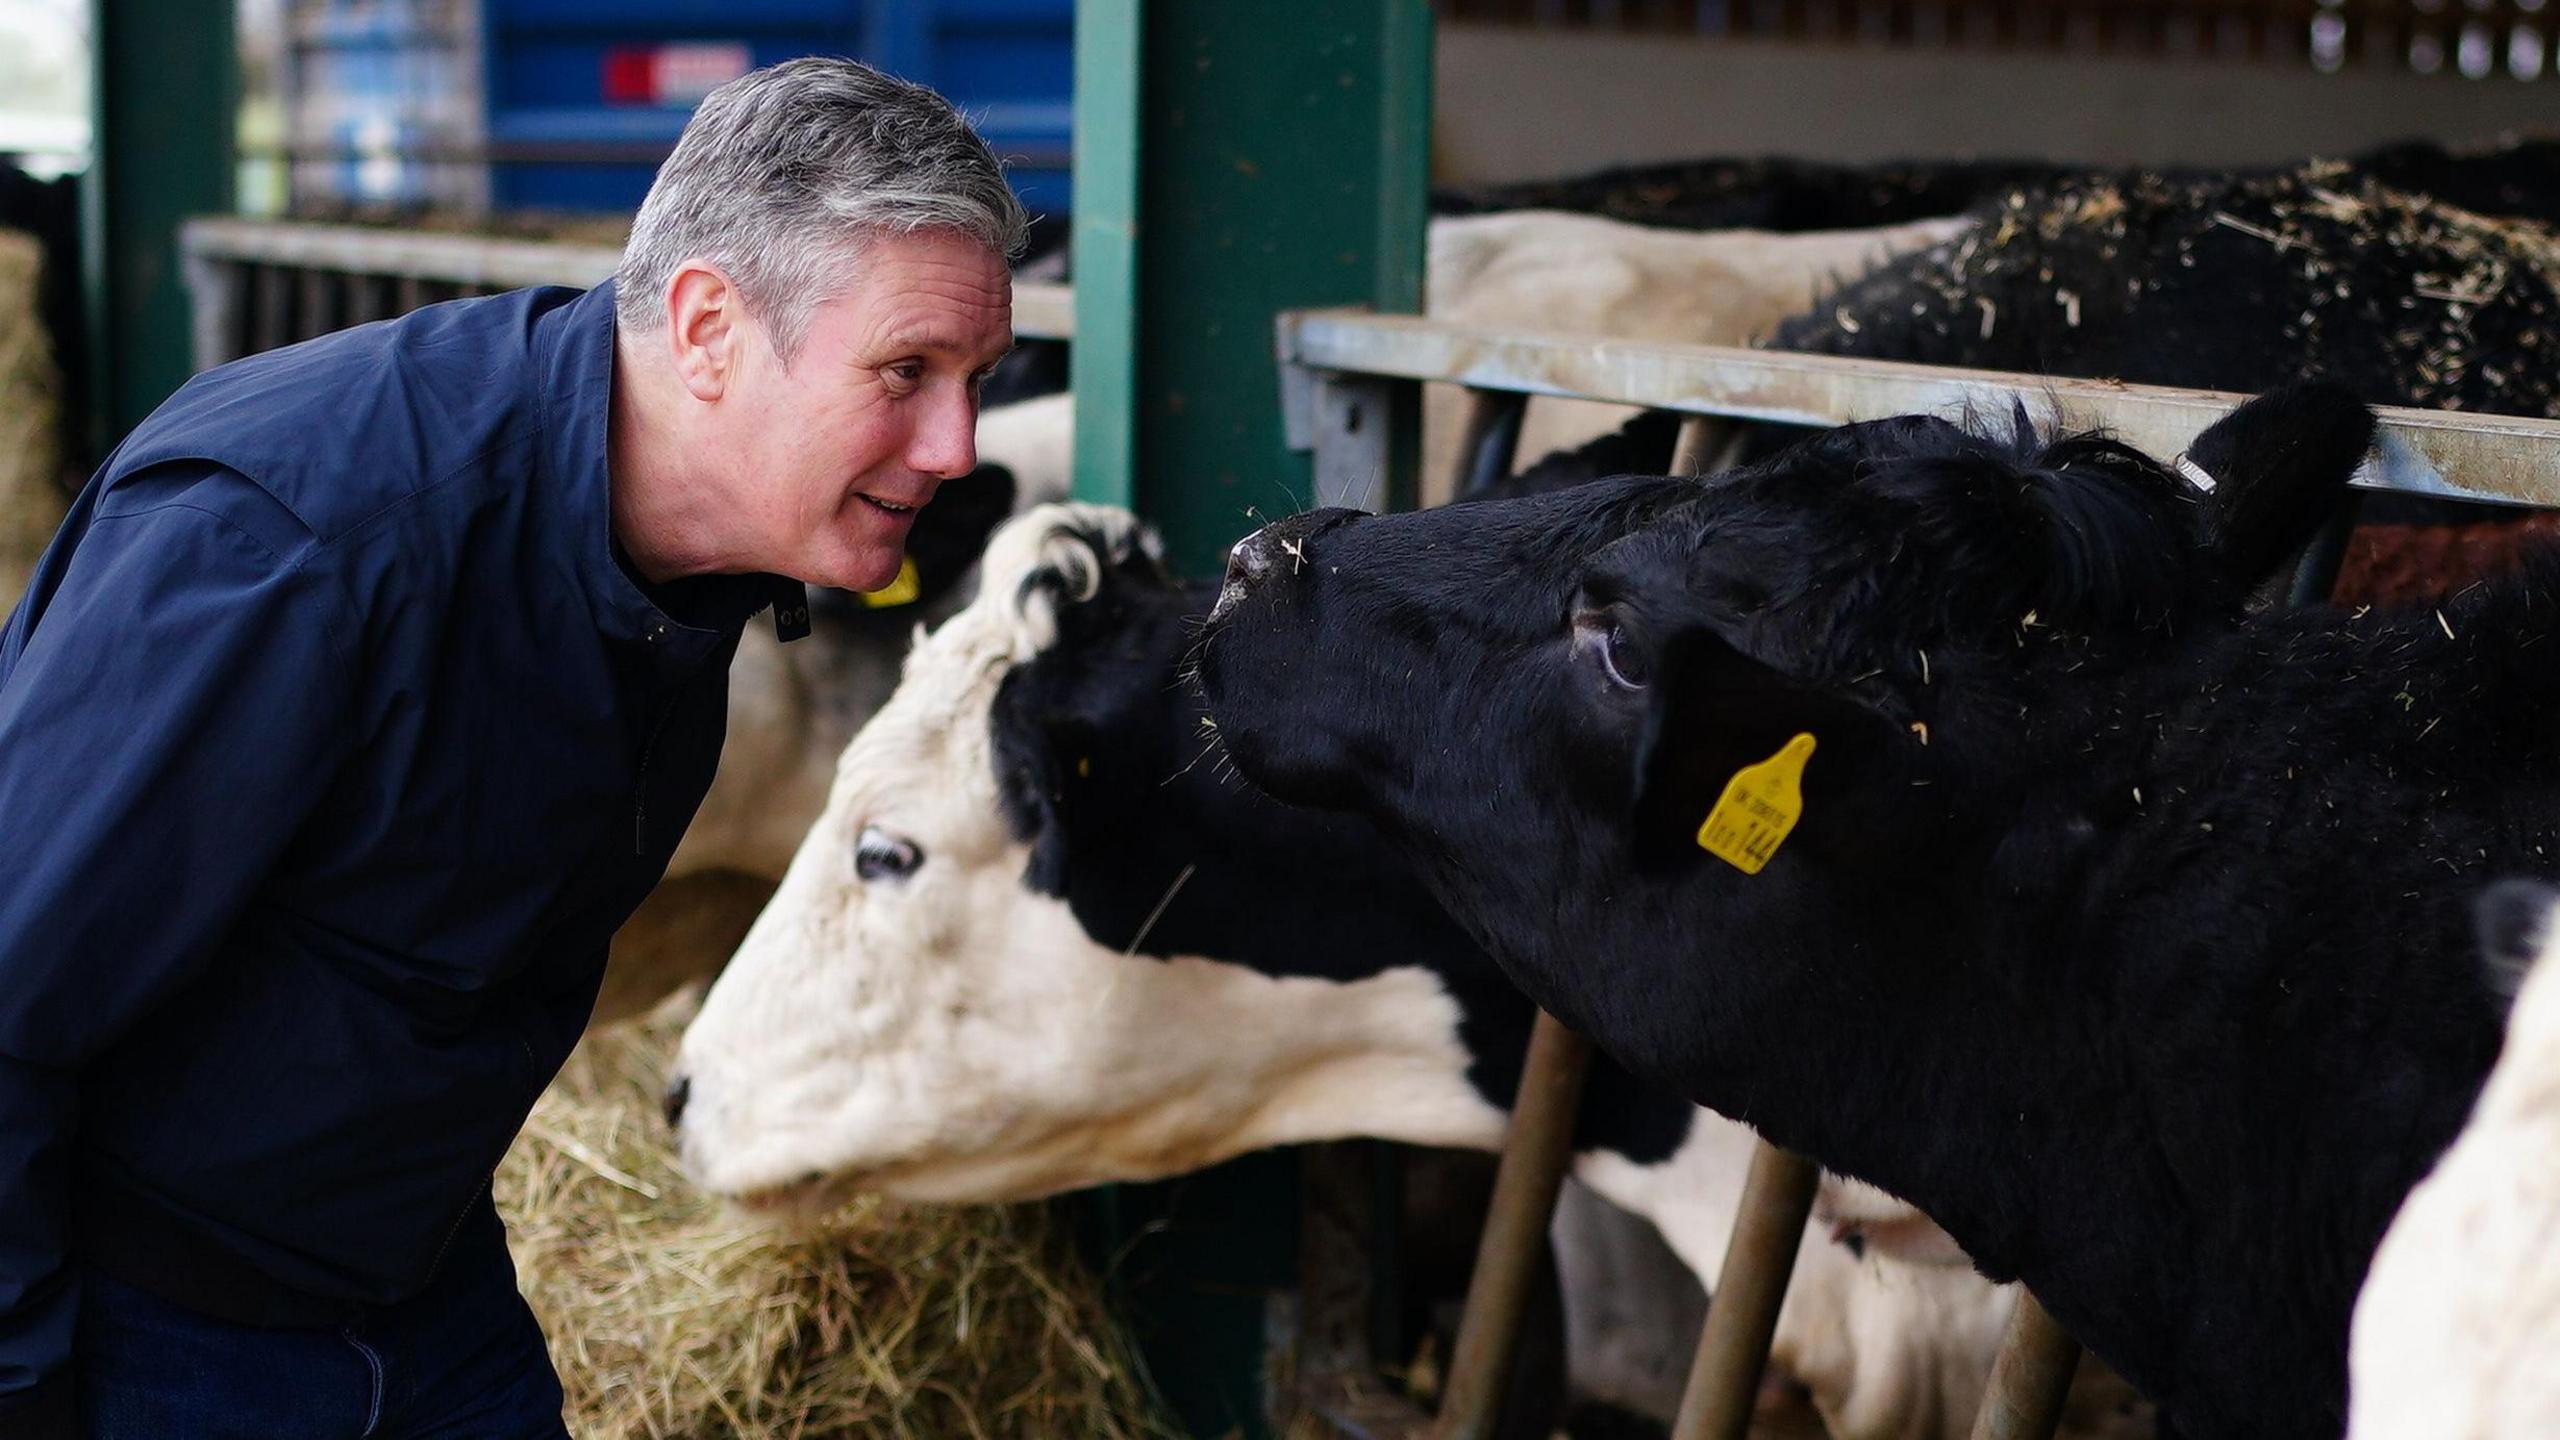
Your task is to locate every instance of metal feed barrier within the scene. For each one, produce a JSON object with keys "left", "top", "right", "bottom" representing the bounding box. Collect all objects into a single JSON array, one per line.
[
  {"left": 1275, "top": 304, "right": 2560, "bottom": 1440},
  {"left": 179, "top": 217, "right": 1076, "bottom": 371}
]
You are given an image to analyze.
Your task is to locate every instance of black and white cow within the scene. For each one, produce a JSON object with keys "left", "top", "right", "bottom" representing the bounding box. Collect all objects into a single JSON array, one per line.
[
  {"left": 668, "top": 502, "right": 2152, "bottom": 1440},
  {"left": 1198, "top": 384, "right": 2557, "bottom": 1438},
  {"left": 2348, "top": 878, "right": 2560, "bottom": 1440},
  {"left": 602, "top": 207, "right": 1963, "bottom": 1023}
]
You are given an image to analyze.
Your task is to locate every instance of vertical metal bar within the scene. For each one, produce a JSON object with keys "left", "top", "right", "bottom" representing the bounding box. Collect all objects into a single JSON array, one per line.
[
  {"left": 89, "top": 0, "right": 236, "bottom": 443},
  {"left": 1669, "top": 414, "right": 1739, "bottom": 476},
  {"left": 1668, "top": 1140, "right": 1820, "bottom": 1440},
  {"left": 252, "top": 264, "right": 292, "bottom": 357},
  {"left": 1447, "top": 386, "right": 1528, "bottom": 503},
  {"left": 1966, "top": 1290, "right": 2082, "bottom": 1440},
  {"left": 296, "top": 266, "right": 335, "bottom": 345},
  {"left": 1069, "top": 0, "right": 1145, "bottom": 511},
  {"left": 1101, "top": 0, "right": 1432, "bottom": 574},
  {"left": 1315, "top": 373, "right": 1417, "bottom": 515},
  {"left": 182, "top": 249, "right": 242, "bottom": 373},
  {"left": 1432, "top": 1011, "right": 1592, "bottom": 1440},
  {"left": 2287, "top": 496, "right": 2362, "bottom": 607}
]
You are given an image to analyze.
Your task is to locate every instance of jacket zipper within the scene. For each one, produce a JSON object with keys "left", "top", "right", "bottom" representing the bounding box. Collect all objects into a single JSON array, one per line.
[
  {"left": 632, "top": 696, "right": 679, "bottom": 856},
  {"left": 423, "top": 1172, "right": 494, "bottom": 1284}
]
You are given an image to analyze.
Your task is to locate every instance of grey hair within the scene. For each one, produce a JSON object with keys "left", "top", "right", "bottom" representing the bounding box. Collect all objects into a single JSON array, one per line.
[{"left": 615, "top": 56, "right": 1028, "bottom": 359}]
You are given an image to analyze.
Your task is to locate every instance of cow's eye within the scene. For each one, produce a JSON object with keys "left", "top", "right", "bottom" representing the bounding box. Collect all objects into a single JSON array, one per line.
[
  {"left": 855, "top": 825, "right": 924, "bottom": 882},
  {"left": 1600, "top": 622, "right": 1651, "bottom": 690},
  {"left": 1573, "top": 608, "right": 1652, "bottom": 692}
]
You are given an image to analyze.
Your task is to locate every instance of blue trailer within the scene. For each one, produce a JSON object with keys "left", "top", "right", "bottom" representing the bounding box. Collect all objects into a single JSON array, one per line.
[
  {"left": 282, "top": 0, "right": 1072, "bottom": 218},
  {"left": 482, "top": 0, "right": 1073, "bottom": 214}
]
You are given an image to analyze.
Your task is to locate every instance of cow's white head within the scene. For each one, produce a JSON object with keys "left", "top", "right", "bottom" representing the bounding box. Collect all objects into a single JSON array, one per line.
[{"left": 670, "top": 503, "right": 1505, "bottom": 1206}]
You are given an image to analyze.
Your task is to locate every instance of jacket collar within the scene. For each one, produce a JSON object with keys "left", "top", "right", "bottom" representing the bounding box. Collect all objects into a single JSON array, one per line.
[{"left": 530, "top": 280, "right": 810, "bottom": 655}]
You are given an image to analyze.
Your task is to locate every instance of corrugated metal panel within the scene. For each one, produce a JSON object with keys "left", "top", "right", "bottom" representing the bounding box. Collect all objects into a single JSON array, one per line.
[{"left": 1435, "top": 0, "right": 2560, "bottom": 80}]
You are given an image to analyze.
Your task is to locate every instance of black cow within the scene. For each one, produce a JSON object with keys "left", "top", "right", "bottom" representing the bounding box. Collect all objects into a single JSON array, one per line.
[
  {"left": 669, "top": 497, "right": 2157, "bottom": 1440},
  {"left": 1198, "top": 384, "right": 2558, "bottom": 1438},
  {"left": 1518, "top": 157, "right": 2560, "bottom": 601}
]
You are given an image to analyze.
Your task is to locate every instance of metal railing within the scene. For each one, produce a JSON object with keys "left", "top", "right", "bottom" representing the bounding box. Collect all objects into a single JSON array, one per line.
[
  {"left": 1275, "top": 302, "right": 2560, "bottom": 1440},
  {"left": 179, "top": 217, "right": 1076, "bottom": 371}
]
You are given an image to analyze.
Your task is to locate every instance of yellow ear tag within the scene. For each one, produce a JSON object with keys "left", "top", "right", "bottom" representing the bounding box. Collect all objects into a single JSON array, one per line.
[
  {"left": 857, "top": 555, "right": 922, "bottom": 609},
  {"left": 1695, "top": 733, "right": 1817, "bottom": 876}
]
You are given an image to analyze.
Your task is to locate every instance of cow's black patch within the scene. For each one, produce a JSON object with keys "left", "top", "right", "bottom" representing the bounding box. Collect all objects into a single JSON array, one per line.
[
  {"left": 1201, "top": 385, "right": 2560, "bottom": 1439},
  {"left": 983, "top": 518, "right": 1690, "bottom": 1166}
]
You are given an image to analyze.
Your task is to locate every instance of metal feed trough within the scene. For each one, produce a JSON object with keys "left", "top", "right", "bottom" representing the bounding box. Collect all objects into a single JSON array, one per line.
[
  {"left": 1275, "top": 305, "right": 2560, "bottom": 1440},
  {"left": 179, "top": 217, "right": 1076, "bottom": 370}
]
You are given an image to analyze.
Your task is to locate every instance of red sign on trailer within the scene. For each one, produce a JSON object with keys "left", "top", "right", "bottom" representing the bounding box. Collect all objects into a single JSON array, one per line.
[{"left": 601, "top": 43, "right": 753, "bottom": 107}]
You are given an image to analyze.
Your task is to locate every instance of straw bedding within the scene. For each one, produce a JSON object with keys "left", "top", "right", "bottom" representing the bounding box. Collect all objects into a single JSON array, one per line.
[{"left": 497, "top": 1008, "right": 1178, "bottom": 1440}]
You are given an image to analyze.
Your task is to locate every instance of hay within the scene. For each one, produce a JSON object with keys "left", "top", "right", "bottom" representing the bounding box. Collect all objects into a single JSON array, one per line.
[
  {"left": 0, "top": 228, "right": 64, "bottom": 604},
  {"left": 498, "top": 1010, "right": 1179, "bottom": 1440}
]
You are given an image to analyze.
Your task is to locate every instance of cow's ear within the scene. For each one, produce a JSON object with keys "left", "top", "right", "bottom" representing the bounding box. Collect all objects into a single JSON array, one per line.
[
  {"left": 904, "top": 464, "right": 1019, "bottom": 604},
  {"left": 1628, "top": 628, "right": 1906, "bottom": 866},
  {"left": 988, "top": 685, "right": 1081, "bottom": 896},
  {"left": 2181, "top": 382, "right": 2375, "bottom": 593},
  {"left": 2473, "top": 878, "right": 2560, "bottom": 1012}
]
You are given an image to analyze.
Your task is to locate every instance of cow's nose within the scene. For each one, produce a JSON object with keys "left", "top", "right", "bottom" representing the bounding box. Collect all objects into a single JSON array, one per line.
[
  {"left": 1225, "top": 529, "right": 1277, "bottom": 590},
  {"left": 663, "top": 1073, "right": 691, "bottom": 1131}
]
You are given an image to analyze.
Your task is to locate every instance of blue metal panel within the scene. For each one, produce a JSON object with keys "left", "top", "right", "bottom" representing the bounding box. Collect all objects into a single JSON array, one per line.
[{"left": 481, "top": 0, "right": 1073, "bottom": 214}]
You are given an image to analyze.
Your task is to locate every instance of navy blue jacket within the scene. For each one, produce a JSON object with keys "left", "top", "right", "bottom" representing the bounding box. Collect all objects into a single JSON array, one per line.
[{"left": 0, "top": 281, "right": 793, "bottom": 1418}]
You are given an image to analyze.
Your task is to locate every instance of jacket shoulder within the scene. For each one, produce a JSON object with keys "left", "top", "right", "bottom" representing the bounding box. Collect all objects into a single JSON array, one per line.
[{"left": 105, "top": 287, "right": 578, "bottom": 543}]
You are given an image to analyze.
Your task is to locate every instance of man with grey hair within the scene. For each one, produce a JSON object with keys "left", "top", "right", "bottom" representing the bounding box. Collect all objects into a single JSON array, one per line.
[{"left": 0, "top": 56, "right": 1020, "bottom": 1437}]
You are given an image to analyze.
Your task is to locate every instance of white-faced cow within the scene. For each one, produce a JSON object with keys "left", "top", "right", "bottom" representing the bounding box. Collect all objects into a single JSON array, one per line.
[
  {"left": 2348, "top": 879, "right": 2560, "bottom": 1440},
  {"left": 1419, "top": 211, "right": 1966, "bottom": 496},
  {"left": 1199, "top": 384, "right": 2557, "bottom": 1439},
  {"left": 670, "top": 503, "right": 2152, "bottom": 1440}
]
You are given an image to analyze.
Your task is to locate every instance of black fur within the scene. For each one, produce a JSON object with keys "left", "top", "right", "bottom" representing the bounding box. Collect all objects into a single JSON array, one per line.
[
  {"left": 980, "top": 516, "right": 1692, "bottom": 1166},
  {"left": 1517, "top": 157, "right": 2560, "bottom": 538},
  {"left": 1199, "top": 385, "right": 2553, "bottom": 1438}
]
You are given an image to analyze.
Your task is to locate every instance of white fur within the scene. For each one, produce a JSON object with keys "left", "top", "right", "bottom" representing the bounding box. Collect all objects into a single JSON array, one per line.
[
  {"left": 677, "top": 504, "right": 2150, "bottom": 1440},
  {"left": 1418, "top": 211, "right": 1971, "bottom": 495},
  {"left": 2348, "top": 908, "right": 2560, "bottom": 1439}
]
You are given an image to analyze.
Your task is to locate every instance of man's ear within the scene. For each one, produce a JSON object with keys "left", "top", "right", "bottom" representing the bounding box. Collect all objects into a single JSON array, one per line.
[
  {"left": 1628, "top": 628, "right": 1904, "bottom": 866},
  {"left": 2182, "top": 382, "right": 2376, "bottom": 593},
  {"left": 664, "top": 262, "right": 745, "bottom": 402}
]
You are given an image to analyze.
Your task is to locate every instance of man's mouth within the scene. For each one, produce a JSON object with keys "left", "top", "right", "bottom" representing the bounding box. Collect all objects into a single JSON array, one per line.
[{"left": 859, "top": 494, "right": 917, "bottom": 516}]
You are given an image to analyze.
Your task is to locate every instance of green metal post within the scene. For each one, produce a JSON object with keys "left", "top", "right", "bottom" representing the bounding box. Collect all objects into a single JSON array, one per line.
[
  {"left": 1071, "top": 0, "right": 1145, "bottom": 509},
  {"left": 87, "top": 0, "right": 236, "bottom": 447},
  {"left": 1072, "top": 0, "right": 1432, "bottom": 572},
  {"left": 1070, "top": 7, "right": 1432, "bottom": 1436}
]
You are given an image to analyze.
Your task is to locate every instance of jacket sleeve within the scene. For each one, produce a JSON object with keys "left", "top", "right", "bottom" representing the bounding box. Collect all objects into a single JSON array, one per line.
[{"left": 0, "top": 472, "right": 356, "bottom": 1424}]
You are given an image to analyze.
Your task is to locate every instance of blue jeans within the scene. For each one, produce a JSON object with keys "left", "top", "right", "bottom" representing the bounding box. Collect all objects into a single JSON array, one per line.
[{"left": 76, "top": 1208, "right": 568, "bottom": 1440}]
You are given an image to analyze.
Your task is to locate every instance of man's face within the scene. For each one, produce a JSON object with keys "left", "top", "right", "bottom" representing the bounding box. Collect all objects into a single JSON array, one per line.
[{"left": 725, "top": 229, "right": 1013, "bottom": 591}]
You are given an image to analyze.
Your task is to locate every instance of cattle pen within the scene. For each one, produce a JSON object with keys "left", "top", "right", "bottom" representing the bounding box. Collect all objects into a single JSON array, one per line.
[
  {"left": 1266, "top": 299, "right": 2560, "bottom": 1440},
  {"left": 36, "top": 1, "right": 2560, "bottom": 1437},
  {"left": 161, "top": 176, "right": 2560, "bottom": 1440}
]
